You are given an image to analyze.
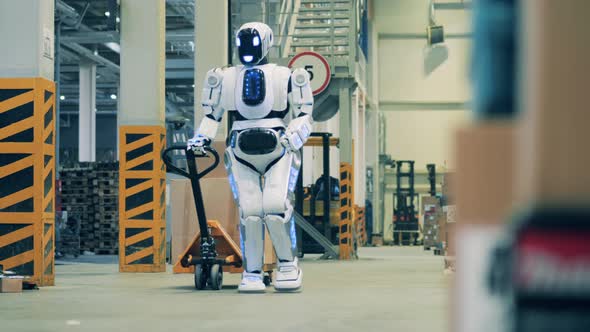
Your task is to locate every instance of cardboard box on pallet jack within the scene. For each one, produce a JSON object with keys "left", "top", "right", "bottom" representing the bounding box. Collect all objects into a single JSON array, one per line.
[{"left": 169, "top": 141, "right": 276, "bottom": 275}]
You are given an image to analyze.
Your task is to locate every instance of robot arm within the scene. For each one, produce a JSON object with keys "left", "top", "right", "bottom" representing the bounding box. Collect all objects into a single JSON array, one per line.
[
  {"left": 188, "top": 68, "right": 226, "bottom": 149},
  {"left": 283, "top": 68, "right": 314, "bottom": 151}
]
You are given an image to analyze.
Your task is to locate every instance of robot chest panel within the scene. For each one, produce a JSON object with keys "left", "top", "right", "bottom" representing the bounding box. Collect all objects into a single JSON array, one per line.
[{"left": 235, "top": 66, "right": 275, "bottom": 119}]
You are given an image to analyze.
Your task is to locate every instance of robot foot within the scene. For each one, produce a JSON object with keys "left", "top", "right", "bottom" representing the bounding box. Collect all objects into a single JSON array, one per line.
[
  {"left": 238, "top": 272, "right": 266, "bottom": 293},
  {"left": 273, "top": 258, "right": 303, "bottom": 292}
]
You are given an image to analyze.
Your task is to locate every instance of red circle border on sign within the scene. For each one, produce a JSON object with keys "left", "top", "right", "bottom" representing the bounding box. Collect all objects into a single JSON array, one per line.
[{"left": 288, "top": 51, "right": 332, "bottom": 96}]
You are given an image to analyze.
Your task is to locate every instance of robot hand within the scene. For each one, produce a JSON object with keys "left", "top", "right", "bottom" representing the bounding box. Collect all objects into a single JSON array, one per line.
[
  {"left": 187, "top": 133, "right": 211, "bottom": 152},
  {"left": 280, "top": 131, "right": 304, "bottom": 152}
]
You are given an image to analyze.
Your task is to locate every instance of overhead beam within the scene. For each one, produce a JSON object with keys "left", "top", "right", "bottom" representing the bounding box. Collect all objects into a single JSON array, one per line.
[
  {"left": 166, "top": 29, "right": 194, "bottom": 42},
  {"left": 434, "top": 2, "right": 472, "bottom": 10},
  {"left": 61, "top": 82, "right": 119, "bottom": 89},
  {"left": 378, "top": 101, "right": 471, "bottom": 111},
  {"left": 61, "top": 30, "right": 120, "bottom": 43},
  {"left": 61, "top": 29, "right": 196, "bottom": 44},
  {"left": 61, "top": 58, "right": 192, "bottom": 72},
  {"left": 379, "top": 32, "right": 472, "bottom": 40},
  {"left": 63, "top": 42, "right": 120, "bottom": 73},
  {"left": 60, "top": 99, "right": 118, "bottom": 106}
]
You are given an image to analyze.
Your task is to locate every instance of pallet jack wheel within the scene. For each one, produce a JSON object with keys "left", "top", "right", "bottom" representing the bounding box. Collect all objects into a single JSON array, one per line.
[
  {"left": 194, "top": 264, "right": 207, "bottom": 290},
  {"left": 209, "top": 264, "right": 223, "bottom": 290},
  {"left": 263, "top": 272, "right": 272, "bottom": 286}
]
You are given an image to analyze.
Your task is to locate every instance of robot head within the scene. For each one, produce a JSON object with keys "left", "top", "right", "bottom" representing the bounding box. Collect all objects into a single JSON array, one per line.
[{"left": 236, "top": 22, "right": 273, "bottom": 66}]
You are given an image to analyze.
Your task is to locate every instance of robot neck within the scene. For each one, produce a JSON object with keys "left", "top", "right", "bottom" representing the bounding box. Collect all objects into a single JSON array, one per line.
[
  {"left": 258, "top": 57, "right": 268, "bottom": 65},
  {"left": 246, "top": 56, "right": 268, "bottom": 67}
]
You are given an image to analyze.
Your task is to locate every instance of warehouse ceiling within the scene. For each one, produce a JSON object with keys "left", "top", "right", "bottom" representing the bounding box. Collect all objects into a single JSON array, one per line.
[
  {"left": 56, "top": 0, "right": 196, "bottom": 124},
  {"left": 56, "top": 0, "right": 283, "bottom": 127}
]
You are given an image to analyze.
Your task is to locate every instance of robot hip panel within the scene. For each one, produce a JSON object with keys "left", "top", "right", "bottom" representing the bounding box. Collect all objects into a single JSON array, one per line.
[
  {"left": 230, "top": 128, "right": 286, "bottom": 174},
  {"left": 237, "top": 128, "right": 279, "bottom": 155}
]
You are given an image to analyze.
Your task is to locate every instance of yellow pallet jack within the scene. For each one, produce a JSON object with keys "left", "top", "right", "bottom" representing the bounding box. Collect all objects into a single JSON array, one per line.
[{"left": 162, "top": 145, "right": 273, "bottom": 290}]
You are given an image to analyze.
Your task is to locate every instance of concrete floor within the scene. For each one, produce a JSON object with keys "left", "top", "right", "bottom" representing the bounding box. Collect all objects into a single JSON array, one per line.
[{"left": 0, "top": 247, "right": 450, "bottom": 332}]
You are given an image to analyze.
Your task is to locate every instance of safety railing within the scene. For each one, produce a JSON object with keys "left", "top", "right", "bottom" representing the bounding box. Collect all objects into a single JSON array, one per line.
[{"left": 272, "top": 0, "right": 361, "bottom": 77}]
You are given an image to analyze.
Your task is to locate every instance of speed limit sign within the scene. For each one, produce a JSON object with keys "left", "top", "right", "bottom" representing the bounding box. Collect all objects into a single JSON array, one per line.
[{"left": 288, "top": 51, "right": 331, "bottom": 96}]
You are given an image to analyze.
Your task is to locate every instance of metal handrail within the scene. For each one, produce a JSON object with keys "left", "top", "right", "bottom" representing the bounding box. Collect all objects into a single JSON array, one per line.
[
  {"left": 236, "top": 0, "right": 365, "bottom": 78},
  {"left": 281, "top": 0, "right": 359, "bottom": 76}
]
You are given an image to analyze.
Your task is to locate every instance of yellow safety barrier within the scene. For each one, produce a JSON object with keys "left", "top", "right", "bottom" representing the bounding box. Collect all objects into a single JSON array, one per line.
[
  {"left": 0, "top": 78, "right": 56, "bottom": 286},
  {"left": 118, "top": 126, "right": 166, "bottom": 272},
  {"left": 339, "top": 162, "right": 355, "bottom": 260}
]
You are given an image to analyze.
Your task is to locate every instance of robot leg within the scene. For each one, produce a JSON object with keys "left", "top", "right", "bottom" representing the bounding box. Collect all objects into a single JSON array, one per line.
[
  {"left": 262, "top": 151, "right": 303, "bottom": 290},
  {"left": 262, "top": 151, "right": 301, "bottom": 262},
  {"left": 239, "top": 216, "right": 264, "bottom": 273},
  {"left": 224, "top": 149, "right": 265, "bottom": 273}
]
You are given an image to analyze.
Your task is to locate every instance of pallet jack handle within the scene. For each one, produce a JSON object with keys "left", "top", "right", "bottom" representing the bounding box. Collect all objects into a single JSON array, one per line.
[{"left": 162, "top": 145, "right": 220, "bottom": 242}]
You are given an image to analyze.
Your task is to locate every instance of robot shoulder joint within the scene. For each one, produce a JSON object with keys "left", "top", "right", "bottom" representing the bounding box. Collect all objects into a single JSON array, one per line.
[
  {"left": 291, "top": 68, "right": 311, "bottom": 88},
  {"left": 205, "top": 68, "right": 224, "bottom": 89}
]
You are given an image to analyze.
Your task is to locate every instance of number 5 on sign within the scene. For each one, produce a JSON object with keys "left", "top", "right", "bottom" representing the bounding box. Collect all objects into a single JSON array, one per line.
[
  {"left": 304, "top": 65, "right": 314, "bottom": 81},
  {"left": 288, "top": 52, "right": 331, "bottom": 96}
]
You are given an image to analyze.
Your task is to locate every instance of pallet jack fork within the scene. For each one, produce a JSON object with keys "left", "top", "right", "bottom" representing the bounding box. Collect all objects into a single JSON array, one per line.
[{"left": 162, "top": 145, "right": 242, "bottom": 290}]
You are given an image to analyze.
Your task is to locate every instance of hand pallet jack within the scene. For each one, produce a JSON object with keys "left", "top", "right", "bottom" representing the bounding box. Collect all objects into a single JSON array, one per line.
[{"left": 162, "top": 145, "right": 240, "bottom": 290}]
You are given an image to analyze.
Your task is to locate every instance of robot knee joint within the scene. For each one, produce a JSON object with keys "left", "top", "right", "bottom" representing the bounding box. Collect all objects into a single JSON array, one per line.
[
  {"left": 262, "top": 197, "right": 288, "bottom": 215},
  {"left": 240, "top": 214, "right": 263, "bottom": 225}
]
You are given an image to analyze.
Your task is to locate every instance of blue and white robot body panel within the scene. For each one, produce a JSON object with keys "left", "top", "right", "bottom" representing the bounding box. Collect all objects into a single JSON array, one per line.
[
  {"left": 272, "top": 65, "right": 291, "bottom": 112},
  {"left": 242, "top": 68, "right": 266, "bottom": 106},
  {"left": 233, "top": 64, "right": 290, "bottom": 120},
  {"left": 219, "top": 67, "right": 237, "bottom": 112}
]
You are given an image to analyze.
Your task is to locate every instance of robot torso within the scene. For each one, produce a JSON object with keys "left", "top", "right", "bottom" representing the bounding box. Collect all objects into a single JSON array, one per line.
[{"left": 219, "top": 64, "right": 292, "bottom": 124}]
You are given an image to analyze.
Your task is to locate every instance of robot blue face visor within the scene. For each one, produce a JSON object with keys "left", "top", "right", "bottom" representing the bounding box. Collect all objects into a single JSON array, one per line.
[{"left": 237, "top": 28, "right": 263, "bottom": 65}]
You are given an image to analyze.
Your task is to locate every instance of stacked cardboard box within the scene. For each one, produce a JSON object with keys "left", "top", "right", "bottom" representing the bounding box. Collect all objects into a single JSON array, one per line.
[
  {"left": 421, "top": 196, "right": 442, "bottom": 250},
  {"left": 452, "top": 125, "right": 515, "bottom": 332},
  {"left": 0, "top": 277, "right": 23, "bottom": 293}
]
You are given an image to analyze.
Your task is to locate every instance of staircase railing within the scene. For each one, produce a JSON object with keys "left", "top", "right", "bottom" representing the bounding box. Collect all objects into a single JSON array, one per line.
[
  {"left": 272, "top": 0, "right": 360, "bottom": 78},
  {"left": 275, "top": 0, "right": 300, "bottom": 58}
]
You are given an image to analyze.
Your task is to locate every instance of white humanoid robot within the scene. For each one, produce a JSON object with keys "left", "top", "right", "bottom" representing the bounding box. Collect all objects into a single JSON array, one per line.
[{"left": 187, "top": 22, "right": 313, "bottom": 292}]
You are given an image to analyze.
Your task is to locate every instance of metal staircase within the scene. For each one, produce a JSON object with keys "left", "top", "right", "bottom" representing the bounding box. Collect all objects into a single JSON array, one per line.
[
  {"left": 287, "top": 0, "right": 357, "bottom": 78},
  {"left": 275, "top": 0, "right": 361, "bottom": 122}
]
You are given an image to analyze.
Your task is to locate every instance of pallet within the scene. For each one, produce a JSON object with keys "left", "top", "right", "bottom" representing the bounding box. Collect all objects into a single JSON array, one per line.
[
  {"left": 92, "top": 196, "right": 118, "bottom": 205},
  {"left": 96, "top": 189, "right": 117, "bottom": 196},
  {"left": 61, "top": 196, "right": 91, "bottom": 204},
  {"left": 92, "top": 178, "right": 117, "bottom": 186},
  {"left": 99, "top": 241, "right": 117, "bottom": 249},
  {"left": 60, "top": 161, "right": 120, "bottom": 260},
  {"left": 95, "top": 206, "right": 118, "bottom": 214},
  {"left": 94, "top": 249, "right": 118, "bottom": 255},
  {"left": 94, "top": 213, "right": 117, "bottom": 223}
]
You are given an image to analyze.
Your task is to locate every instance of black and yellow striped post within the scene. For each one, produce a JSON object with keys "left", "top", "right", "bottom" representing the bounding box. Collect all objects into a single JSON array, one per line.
[
  {"left": 339, "top": 162, "right": 355, "bottom": 260},
  {"left": 0, "top": 78, "right": 56, "bottom": 286},
  {"left": 355, "top": 206, "right": 367, "bottom": 247},
  {"left": 118, "top": 126, "right": 166, "bottom": 272}
]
